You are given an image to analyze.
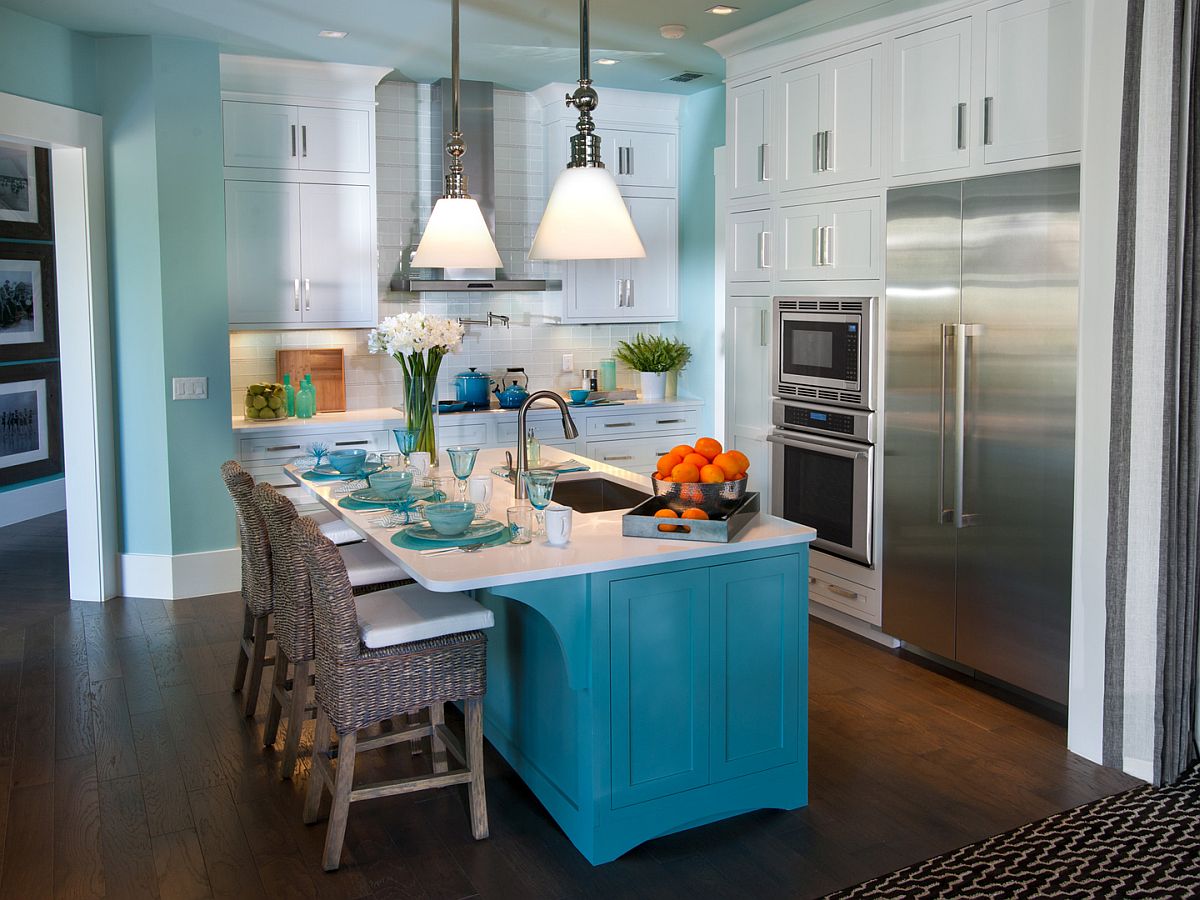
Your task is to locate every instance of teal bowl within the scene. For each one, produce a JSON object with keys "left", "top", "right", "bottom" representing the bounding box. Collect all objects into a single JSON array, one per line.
[
  {"left": 423, "top": 501, "right": 477, "bottom": 536},
  {"left": 328, "top": 448, "right": 367, "bottom": 473},
  {"left": 368, "top": 470, "right": 413, "bottom": 500},
  {"left": 569, "top": 389, "right": 591, "bottom": 403}
]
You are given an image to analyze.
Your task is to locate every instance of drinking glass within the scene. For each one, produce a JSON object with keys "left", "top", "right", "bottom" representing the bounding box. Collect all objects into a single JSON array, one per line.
[
  {"left": 507, "top": 506, "right": 533, "bottom": 544},
  {"left": 446, "top": 446, "right": 480, "bottom": 502},
  {"left": 380, "top": 452, "right": 402, "bottom": 471},
  {"left": 430, "top": 475, "right": 456, "bottom": 503},
  {"left": 522, "top": 471, "right": 558, "bottom": 536},
  {"left": 392, "top": 428, "right": 419, "bottom": 471}
]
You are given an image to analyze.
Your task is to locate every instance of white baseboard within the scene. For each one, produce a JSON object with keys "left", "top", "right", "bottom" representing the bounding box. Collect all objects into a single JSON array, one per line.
[
  {"left": 810, "top": 602, "right": 901, "bottom": 648},
  {"left": 1123, "top": 756, "right": 1154, "bottom": 784},
  {"left": 0, "top": 478, "right": 67, "bottom": 527},
  {"left": 120, "top": 547, "right": 241, "bottom": 600}
]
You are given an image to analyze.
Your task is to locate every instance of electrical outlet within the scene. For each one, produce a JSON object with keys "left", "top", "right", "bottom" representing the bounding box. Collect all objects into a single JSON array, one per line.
[
  {"left": 561, "top": 353, "right": 574, "bottom": 372},
  {"left": 172, "top": 376, "right": 208, "bottom": 400}
]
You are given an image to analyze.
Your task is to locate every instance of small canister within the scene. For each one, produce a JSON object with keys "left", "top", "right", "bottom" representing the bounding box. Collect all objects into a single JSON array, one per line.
[
  {"left": 581, "top": 368, "right": 599, "bottom": 391},
  {"left": 598, "top": 358, "right": 617, "bottom": 392}
]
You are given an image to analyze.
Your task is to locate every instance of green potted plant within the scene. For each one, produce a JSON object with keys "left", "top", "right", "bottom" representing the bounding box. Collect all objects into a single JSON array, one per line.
[{"left": 613, "top": 334, "right": 691, "bottom": 400}]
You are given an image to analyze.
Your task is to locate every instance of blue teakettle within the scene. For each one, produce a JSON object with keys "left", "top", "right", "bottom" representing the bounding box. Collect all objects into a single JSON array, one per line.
[{"left": 493, "top": 382, "right": 530, "bottom": 409}]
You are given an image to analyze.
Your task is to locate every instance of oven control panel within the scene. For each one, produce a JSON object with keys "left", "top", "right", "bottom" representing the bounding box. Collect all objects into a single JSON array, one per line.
[
  {"left": 771, "top": 399, "right": 875, "bottom": 444},
  {"left": 783, "top": 405, "right": 857, "bottom": 434}
]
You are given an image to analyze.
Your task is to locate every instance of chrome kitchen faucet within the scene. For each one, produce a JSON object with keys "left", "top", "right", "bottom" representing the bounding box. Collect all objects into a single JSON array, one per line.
[{"left": 514, "top": 391, "right": 579, "bottom": 500}]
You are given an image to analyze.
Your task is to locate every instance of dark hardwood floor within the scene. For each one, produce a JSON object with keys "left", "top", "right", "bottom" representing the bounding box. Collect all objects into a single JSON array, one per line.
[{"left": 0, "top": 514, "right": 1139, "bottom": 899}]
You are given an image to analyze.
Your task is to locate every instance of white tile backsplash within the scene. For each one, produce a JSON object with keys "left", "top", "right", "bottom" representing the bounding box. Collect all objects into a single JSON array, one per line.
[{"left": 229, "top": 81, "right": 656, "bottom": 416}]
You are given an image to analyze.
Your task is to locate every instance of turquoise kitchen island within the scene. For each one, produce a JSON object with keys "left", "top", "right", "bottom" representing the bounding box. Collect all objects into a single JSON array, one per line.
[{"left": 289, "top": 448, "right": 815, "bottom": 864}]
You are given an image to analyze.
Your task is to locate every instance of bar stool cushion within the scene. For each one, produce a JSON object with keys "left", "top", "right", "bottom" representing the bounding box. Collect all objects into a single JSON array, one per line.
[
  {"left": 311, "top": 509, "right": 363, "bottom": 546},
  {"left": 355, "top": 584, "right": 495, "bottom": 649},
  {"left": 338, "top": 542, "right": 409, "bottom": 588}
]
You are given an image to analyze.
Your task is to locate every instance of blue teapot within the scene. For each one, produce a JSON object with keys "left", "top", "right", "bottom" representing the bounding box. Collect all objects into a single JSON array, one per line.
[{"left": 493, "top": 382, "right": 530, "bottom": 409}]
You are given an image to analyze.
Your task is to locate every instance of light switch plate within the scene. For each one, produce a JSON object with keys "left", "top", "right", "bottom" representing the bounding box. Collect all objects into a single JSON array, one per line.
[
  {"left": 172, "top": 376, "right": 208, "bottom": 400},
  {"left": 561, "top": 353, "right": 574, "bottom": 372}
]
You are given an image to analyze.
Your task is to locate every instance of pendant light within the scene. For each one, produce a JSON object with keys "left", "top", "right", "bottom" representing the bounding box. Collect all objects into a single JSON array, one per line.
[
  {"left": 411, "top": 0, "right": 503, "bottom": 269},
  {"left": 528, "top": 0, "right": 646, "bottom": 260}
]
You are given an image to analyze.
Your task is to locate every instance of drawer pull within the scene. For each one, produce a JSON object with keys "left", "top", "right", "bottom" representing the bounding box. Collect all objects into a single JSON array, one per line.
[
  {"left": 335, "top": 440, "right": 369, "bottom": 446},
  {"left": 654, "top": 450, "right": 671, "bottom": 456},
  {"left": 603, "top": 455, "right": 634, "bottom": 461},
  {"left": 604, "top": 422, "right": 635, "bottom": 428},
  {"left": 656, "top": 418, "right": 685, "bottom": 425},
  {"left": 827, "top": 585, "right": 859, "bottom": 600},
  {"left": 266, "top": 444, "right": 301, "bottom": 452},
  {"left": 809, "top": 576, "right": 817, "bottom": 584}
]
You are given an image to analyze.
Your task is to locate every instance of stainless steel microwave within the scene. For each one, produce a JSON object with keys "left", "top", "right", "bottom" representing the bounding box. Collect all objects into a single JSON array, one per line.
[{"left": 772, "top": 296, "right": 877, "bottom": 410}]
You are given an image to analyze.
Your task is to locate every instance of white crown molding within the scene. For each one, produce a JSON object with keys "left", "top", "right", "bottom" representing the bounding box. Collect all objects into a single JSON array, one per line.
[
  {"left": 120, "top": 547, "right": 241, "bottom": 600},
  {"left": 219, "top": 54, "right": 392, "bottom": 103}
]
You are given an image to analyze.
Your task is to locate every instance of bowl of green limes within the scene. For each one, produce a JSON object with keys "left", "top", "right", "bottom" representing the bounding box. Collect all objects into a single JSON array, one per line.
[{"left": 243, "top": 382, "right": 289, "bottom": 421}]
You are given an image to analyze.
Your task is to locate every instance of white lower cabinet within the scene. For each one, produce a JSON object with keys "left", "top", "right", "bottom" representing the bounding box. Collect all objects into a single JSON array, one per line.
[
  {"left": 726, "top": 295, "right": 772, "bottom": 435},
  {"left": 729, "top": 434, "right": 771, "bottom": 506}
]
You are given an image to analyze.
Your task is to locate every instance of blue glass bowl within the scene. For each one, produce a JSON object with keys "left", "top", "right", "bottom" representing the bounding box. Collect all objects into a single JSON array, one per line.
[
  {"left": 569, "top": 389, "right": 591, "bottom": 403},
  {"left": 368, "top": 470, "right": 413, "bottom": 500},
  {"left": 422, "top": 501, "right": 477, "bottom": 536},
  {"left": 328, "top": 448, "right": 368, "bottom": 473}
]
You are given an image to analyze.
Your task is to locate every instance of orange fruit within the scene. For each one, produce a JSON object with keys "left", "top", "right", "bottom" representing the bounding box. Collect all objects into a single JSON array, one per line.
[
  {"left": 680, "top": 483, "right": 705, "bottom": 504},
  {"left": 727, "top": 450, "right": 751, "bottom": 473},
  {"left": 700, "top": 464, "right": 725, "bottom": 484},
  {"left": 712, "top": 452, "right": 741, "bottom": 480},
  {"left": 671, "top": 462, "right": 701, "bottom": 483},
  {"left": 682, "top": 452, "right": 710, "bottom": 471},
  {"left": 681, "top": 508, "right": 709, "bottom": 521},
  {"left": 656, "top": 452, "right": 682, "bottom": 476},
  {"left": 658, "top": 475, "right": 675, "bottom": 483},
  {"left": 694, "top": 437, "right": 722, "bottom": 461},
  {"left": 669, "top": 444, "right": 695, "bottom": 460},
  {"left": 654, "top": 508, "right": 679, "bottom": 532}
]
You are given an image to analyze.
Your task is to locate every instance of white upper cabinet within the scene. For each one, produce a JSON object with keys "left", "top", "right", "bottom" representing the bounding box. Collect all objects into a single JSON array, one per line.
[
  {"left": 297, "top": 106, "right": 372, "bottom": 173},
  {"left": 727, "top": 208, "right": 773, "bottom": 284},
  {"left": 779, "top": 45, "right": 882, "bottom": 192},
  {"left": 728, "top": 77, "right": 772, "bottom": 201},
  {"left": 983, "top": 0, "right": 1084, "bottom": 163},
  {"left": 776, "top": 202, "right": 824, "bottom": 282},
  {"left": 223, "top": 101, "right": 372, "bottom": 175},
  {"left": 776, "top": 196, "right": 880, "bottom": 282},
  {"left": 892, "top": 19, "right": 972, "bottom": 177},
  {"left": 297, "top": 184, "right": 376, "bottom": 326},
  {"left": 226, "top": 180, "right": 303, "bottom": 325},
  {"left": 610, "top": 129, "right": 677, "bottom": 190}
]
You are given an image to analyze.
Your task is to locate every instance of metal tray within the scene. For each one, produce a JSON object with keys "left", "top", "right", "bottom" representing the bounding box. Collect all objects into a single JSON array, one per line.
[{"left": 622, "top": 492, "right": 760, "bottom": 543}]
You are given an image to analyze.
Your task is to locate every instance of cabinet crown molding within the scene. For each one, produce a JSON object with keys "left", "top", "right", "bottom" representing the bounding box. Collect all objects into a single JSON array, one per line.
[{"left": 219, "top": 54, "right": 392, "bottom": 104}]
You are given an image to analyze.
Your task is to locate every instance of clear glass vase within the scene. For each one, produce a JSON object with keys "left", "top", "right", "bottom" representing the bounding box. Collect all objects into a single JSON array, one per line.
[{"left": 399, "top": 353, "right": 440, "bottom": 463}]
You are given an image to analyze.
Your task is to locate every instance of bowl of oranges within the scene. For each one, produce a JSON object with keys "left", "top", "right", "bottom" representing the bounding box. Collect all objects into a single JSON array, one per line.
[{"left": 650, "top": 437, "right": 751, "bottom": 523}]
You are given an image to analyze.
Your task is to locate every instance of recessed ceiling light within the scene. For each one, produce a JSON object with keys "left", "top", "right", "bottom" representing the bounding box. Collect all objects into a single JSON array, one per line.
[
  {"left": 318, "top": 30, "right": 348, "bottom": 38},
  {"left": 594, "top": 57, "right": 619, "bottom": 65},
  {"left": 659, "top": 23, "right": 688, "bottom": 39},
  {"left": 706, "top": 5, "right": 740, "bottom": 14}
]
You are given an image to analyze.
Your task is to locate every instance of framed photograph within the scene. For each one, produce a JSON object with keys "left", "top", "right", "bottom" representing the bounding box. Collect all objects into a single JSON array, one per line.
[
  {"left": 0, "top": 361, "right": 62, "bottom": 487},
  {"left": 0, "top": 141, "right": 53, "bottom": 241},
  {"left": 0, "top": 242, "right": 57, "bottom": 362}
]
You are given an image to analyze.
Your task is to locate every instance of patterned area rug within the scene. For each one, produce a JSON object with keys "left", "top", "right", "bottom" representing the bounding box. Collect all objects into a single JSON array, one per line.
[{"left": 827, "top": 766, "right": 1200, "bottom": 898}]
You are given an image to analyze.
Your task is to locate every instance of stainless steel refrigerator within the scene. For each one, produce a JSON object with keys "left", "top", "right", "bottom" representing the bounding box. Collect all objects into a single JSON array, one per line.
[{"left": 882, "top": 167, "right": 1078, "bottom": 705}]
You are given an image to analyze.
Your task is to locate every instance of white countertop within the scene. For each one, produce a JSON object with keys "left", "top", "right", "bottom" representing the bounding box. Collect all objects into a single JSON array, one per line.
[
  {"left": 285, "top": 445, "right": 813, "bottom": 593},
  {"left": 234, "top": 398, "right": 703, "bottom": 435}
]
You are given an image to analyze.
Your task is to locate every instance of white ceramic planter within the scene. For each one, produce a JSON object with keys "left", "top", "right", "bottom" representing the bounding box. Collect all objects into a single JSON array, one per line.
[{"left": 639, "top": 371, "right": 668, "bottom": 400}]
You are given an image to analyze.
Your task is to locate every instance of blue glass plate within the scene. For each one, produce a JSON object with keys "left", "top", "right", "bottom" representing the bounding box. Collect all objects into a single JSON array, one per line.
[
  {"left": 309, "top": 461, "right": 385, "bottom": 478},
  {"left": 349, "top": 485, "right": 437, "bottom": 505},
  {"left": 391, "top": 526, "right": 512, "bottom": 552},
  {"left": 401, "top": 519, "right": 506, "bottom": 545}
]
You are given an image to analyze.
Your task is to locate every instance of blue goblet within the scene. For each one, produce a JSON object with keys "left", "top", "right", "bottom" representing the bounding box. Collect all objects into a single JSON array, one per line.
[
  {"left": 446, "top": 446, "right": 479, "bottom": 502},
  {"left": 522, "top": 470, "right": 558, "bottom": 536}
]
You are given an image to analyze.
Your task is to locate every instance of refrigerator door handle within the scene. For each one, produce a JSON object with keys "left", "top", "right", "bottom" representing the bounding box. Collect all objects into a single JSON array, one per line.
[
  {"left": 955, "top": 323, "right": 984, "bottom": 528},
  {"left": 939, "top": 323, "right": 954, "bottom": 524}
]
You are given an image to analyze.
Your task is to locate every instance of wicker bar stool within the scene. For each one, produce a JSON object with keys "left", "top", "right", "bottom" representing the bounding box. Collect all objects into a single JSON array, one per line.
[
  {"left": 221, "top": 460, "right": 276, "bottom": 718},
  {"left": 293, "top": 516, "right": 492, "bottom": 872},
  {"left": 253, "top": 481, "right": 414, "bottom": 778}
]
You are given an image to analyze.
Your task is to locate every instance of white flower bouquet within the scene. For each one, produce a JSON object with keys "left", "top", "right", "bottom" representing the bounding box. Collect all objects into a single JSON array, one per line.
[{"left": 368, "top": 313, "right": 465, "bottom": 458}]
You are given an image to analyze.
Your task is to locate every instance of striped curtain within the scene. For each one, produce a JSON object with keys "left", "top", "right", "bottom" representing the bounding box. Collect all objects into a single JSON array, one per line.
[{"left": 1107, "top": 0, "right": 1199, "bottom": 785}]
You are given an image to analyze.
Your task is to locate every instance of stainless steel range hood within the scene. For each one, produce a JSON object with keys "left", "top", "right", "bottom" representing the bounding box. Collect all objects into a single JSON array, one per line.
[{"left": 392, "top": 78, "right": 560, "bottom": 294}]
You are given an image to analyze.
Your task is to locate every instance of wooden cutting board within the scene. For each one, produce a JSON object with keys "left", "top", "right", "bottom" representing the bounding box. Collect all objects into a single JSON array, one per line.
[{"left": 276, "top": 349, "right": 346, "bottom": 412}]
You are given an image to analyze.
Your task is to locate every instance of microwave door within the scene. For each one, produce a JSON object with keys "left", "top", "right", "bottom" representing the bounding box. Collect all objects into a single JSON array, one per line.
[{"left": 778, "top": 314, "right": 862, "bottom": 392}]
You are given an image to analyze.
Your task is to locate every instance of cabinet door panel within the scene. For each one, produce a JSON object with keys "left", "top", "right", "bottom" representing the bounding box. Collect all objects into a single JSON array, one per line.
[
  {"left": 730, "top": 434, "right": 771, "bottom": 504},
  {"left": 226, "top": 181, "right": 302, "bottom": 325},
  {"left": 567, "top": 258, "right": 625, "bottom": 321},
  {"left": 223, "top": 102, "right": 299, "bottom": 169},
  {"left": 729, "top": 78, "right": 772, "bottom": 200},
  {"left": 984, "top": 0, "right": 1084, "bottom": 163},
  {"left": 779, "top": 64, "right": 822, "bottom": 193},
  {"left": 827, "top": 45, "right": 882, "bottom": 185},
  {"left": 298, "top": 106, "right": 371, "bottom": 173},
  {"left": 893, "top": 19, "right": 972, "bottom": 176},
  {"left": 613, "top": 130, "right": 677, "bottom": 189},
  {"left": 777, "top": 204, "right": 823, "bottom": 281},
  {"left": 610, "top": 570, "right": 710, "bottom": 808},
  {"left": 826, "top": 197, "right": 881, "bottom": 280},
  {"left": 626, "top": 197, "right": 678, "bottom": 321},
  {"left": 727, "top": 210, "right": 772, "bottom": 284},
  {"left": 727, "top": 295, "right": 772, "bottom": 433},
  {"left": 299, "top": 183, "right": 375, "bottom": 325},
  {"left": 710, "top": 554, "right": 803, "bottom": 782}
]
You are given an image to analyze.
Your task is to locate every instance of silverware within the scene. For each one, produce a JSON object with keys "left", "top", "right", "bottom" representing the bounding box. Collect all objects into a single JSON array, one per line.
[{"left": 418, "top": 543, "right": 485, "bottom": 557}]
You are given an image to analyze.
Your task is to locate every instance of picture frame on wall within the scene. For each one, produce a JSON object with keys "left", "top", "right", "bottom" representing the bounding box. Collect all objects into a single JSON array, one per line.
[
  {"left": 0, "top": 361, "right": 63, "bottom": 487},
  {"left": 0, "top": 242, "right": 58, "bottom": 362},
  {"left": 0, "top": 141, "right": 53, "bottom": 241}
]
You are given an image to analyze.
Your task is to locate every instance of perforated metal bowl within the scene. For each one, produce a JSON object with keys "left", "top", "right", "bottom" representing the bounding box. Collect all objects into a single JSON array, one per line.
[{"left": 651, "top": 475, "right": 748, "bottom": 516}]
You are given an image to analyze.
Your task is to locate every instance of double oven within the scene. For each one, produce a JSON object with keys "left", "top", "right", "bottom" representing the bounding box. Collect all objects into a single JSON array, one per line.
[{"left": 768, "top": 296, "right": 877, "bottom": 566}]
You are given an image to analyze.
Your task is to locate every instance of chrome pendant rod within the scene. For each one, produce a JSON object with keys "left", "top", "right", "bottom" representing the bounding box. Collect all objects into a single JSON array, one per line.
[
  {"left": 444, "top": 0, "right": 468, "bottom": 198},
  {"left": 564, "top": 0, "right": 602, "bottom": 169},
  {"left": 579, "top": 0, "right": 590, "bottom": 84}
]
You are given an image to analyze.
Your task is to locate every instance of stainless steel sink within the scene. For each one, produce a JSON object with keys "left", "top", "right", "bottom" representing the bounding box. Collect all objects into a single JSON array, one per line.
[{"left": 551, "top": 476, "right": 650, "bottom": 514}]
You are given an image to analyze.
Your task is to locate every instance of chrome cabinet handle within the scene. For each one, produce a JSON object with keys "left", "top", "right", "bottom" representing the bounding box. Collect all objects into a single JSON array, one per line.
[
  {"left": 827, "top": 584, "right": 859, "bottom": 600},
  {"left": 626, "top": 145, "right": 633, "bottom": 176},
  {"left": 603, "top": 455, "right": 634, "bottom": 461},
  {"left": 304, "top": 278, "right": 311, "bottom": 310},
  {"left": 604, "top": 422, "right": 635, "bottom": 428},
  {"left": 627, "top": 278, "right": 634, "bottom": 308},
  {"left": 267, "top": 444, "right": 301, "bottom": 452},
  {"left": 758, "top": 143, "right": 770, "bottom": 181},
  {"left": 824, "top": 130, "right": 833, "bottom": 170},
  {"left": 823, "top": 225, "right": 833, "bottom": 267},
  {"left": 290, "top": 124, "right": 297, "bottom": 157},
  {"left": 760, "top": 308, "right": 769, "bottom": 347},
  {"left": 955, "top": 323, "right": 984, "bottom": 528},
  {"left": 983, "top": 97, "right": 994, "bottom": 146},
  {"left": 816, "top": 226, "right": 827, "bottom": 266},
  {"left": 335, "top": 440, "right": 370, "bottom": 446},
  {"left": 815, "top": 132, "right": 824, "bottom": 172},
  {"left": 761, "top": 231, "right": 771, "bottom": 268},
  {"left": 617, "top": 146, "right": 625, "bottom": 175},
  {"left": 957, "top": 102, "right": 967, "bottom": 151},
  {"left": 656, "top": 419, "right": 685, "bottom": 425},
  {"left": 301, "top": 124, "right": 308, "bottom": 157},
  {"left": 756, "top": 231, "right": 765, "bottom": 269},
  {"left": 616, "top": 278, "right": 625, "bottom": 307},
  {"left": 293, "top": 278, "right": 300, "bottom": 312}
]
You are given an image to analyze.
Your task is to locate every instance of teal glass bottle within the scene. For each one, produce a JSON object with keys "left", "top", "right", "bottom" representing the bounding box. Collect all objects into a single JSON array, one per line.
[
  {"left": 283, "top": 373, "right": 295, "bottom": 416},
  {"left": 305, "top": 373, "right": 317, "bottom": 411},
  {"left": 296, "top": 378, "right": 314, "bottom": 419}
]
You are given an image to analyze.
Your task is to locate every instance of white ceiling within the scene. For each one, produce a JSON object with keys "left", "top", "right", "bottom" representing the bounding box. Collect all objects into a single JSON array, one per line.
[{"left": 4, "top": 0, "right": 807, "bottom": 94}]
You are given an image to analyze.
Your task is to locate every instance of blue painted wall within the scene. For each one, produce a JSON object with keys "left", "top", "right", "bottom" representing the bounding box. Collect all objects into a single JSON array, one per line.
[
  {"left": 666, "top": 86, "right": 725, "bottom": 437},
  {"left": 0, "top": 7, "right": 99, "bottom": 114}
]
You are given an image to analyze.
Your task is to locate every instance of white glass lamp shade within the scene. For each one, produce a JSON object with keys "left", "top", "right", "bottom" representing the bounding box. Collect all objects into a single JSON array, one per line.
[
  {"left": 528, "top": 166, "right": 646, "bottom": 260},
  {"left": 410, "top": 197, "right": 503, "bottom": 268}
]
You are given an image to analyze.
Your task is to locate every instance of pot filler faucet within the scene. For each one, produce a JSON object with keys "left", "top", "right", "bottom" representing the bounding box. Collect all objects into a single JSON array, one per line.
[{"left": 514, "top": 391, "right": 579, "bottom": 500}]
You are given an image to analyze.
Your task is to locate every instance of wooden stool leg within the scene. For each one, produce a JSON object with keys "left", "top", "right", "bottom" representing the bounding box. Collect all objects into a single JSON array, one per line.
[
  {"left": 232, "top": 606, "right": 253, "bottom": 692},
  {"left": 263, "top": 648, "right": 288, "bottom": 746},
  {"left": 280, "top": 658, "right": 310, "bottom": 780},
  {"left": 243, "top": 614, "right": 270, "bottom": 718},
  {"left": 303, "top": 705, "right": 332, "bottom": 825},
  {"left": 428, "top": 703, "right": 448, "bottom": 773},
  {"left": 465, "top": 698, "right": 489, "bottom": 840},
  {"left": 322, "top": 728, "right": 357, "bottom": 872}
]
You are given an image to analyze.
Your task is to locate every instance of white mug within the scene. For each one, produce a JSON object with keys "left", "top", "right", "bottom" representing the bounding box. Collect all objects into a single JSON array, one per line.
[
  {"left": 468, "top": 475, "right": 493, "bottom": 512},
  {"left": 544, "top": 504, "right": 573, "bottom": 546},
  {"left": 409, "top": 451, "right": 431, "bottom": 476}
]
